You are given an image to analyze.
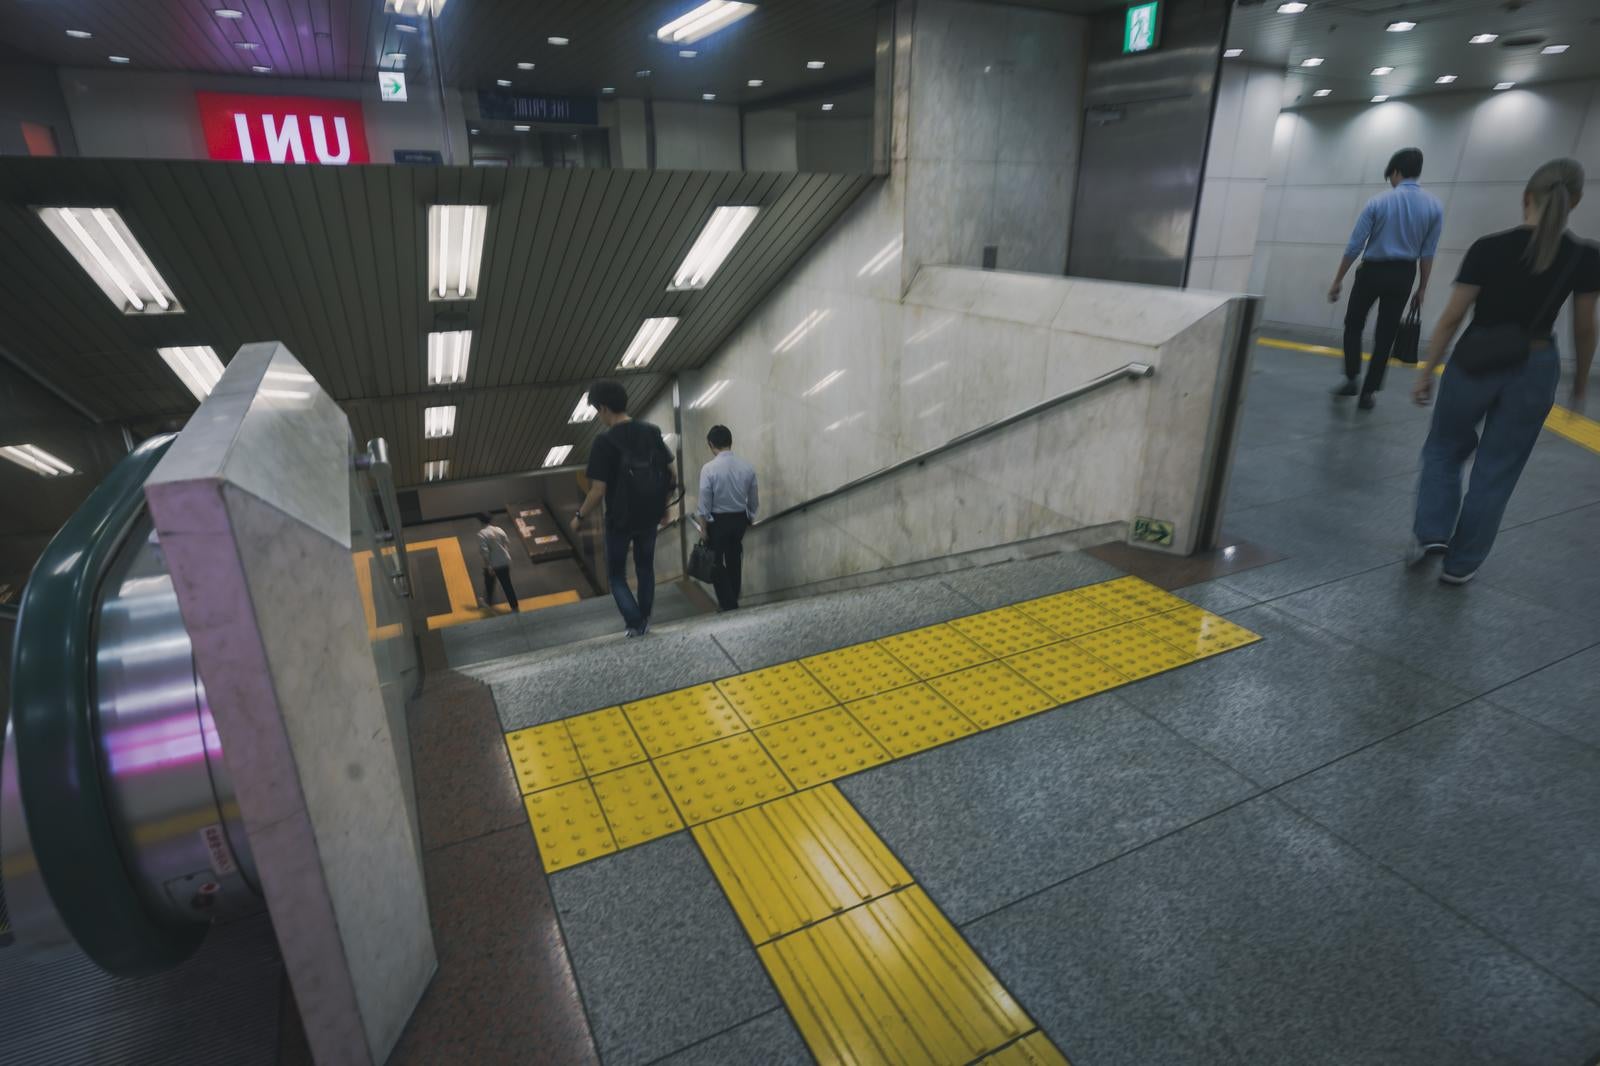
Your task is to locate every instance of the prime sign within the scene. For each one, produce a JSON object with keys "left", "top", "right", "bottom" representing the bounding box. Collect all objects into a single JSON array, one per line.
[{"left": 195, "top": 92, "right": 372, "bottom": 165}]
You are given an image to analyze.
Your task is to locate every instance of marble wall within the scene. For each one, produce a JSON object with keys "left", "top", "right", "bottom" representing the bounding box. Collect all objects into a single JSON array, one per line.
[{"left": 1189, "top": 61, "right": 1284, "bottom": 294}]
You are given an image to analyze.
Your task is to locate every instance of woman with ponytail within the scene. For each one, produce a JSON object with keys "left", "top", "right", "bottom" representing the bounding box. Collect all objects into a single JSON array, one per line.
[{"left": 1409, "top": 158, "right": 1599, "bottom": 584}]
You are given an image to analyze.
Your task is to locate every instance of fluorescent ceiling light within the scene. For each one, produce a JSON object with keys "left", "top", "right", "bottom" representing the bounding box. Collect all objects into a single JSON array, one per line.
[
  {"left": 1300, "top": 57, "right": 1323, "bottom": 67},
  {"left": 543, "top": 445, "right": 573, "bottom": 467},
  {"left": 385, "top": 0, "right": 446, "bottom": 14},
  {"left": 748, "top": 78, "right": 764, "bottom": 86},
  {"left": 1435, "top": 74, "right": 1457, "bottom": 84},
  {"left": 658, "top": 2, "right": 757, "bottom": 44},
  {"left": 1223, "top": 48, "right": 1243, "bottom": 58},
  {"left": 1276, "top": 2, "right": 1307, "bottom": 12},
  {"left": 234, "top": 41, "right": 258, "bottom": 49},
  {"left": 801, "top": 369, "right": 844, "bottom": 398},
  {"left": 1494, "top": 81, "right": 1516, "bottom": 91},
  {"left": 427, "top": 330, "right": 471, "bottom": 384},
  {"left": 689, "top": 380, "right": 731, "bottom": 409},
  {"left": 702, "top": 92, "right": 716, "bottom": 100},
  {"left": 601, "top": 86, "right": 616, "bottom": 93},
  {"left": 513, "top": 123, "right": 530, "bottom": 131},
  {"left": 680, "top": 49, "right": 699, "bottom": 58},
  {"left": 251, "top": 64, "right": 272, "bottom": 72},
  {"left": 65, "top": 29, "right": 93, "bottom": 39},
  {"left": 1469, "top": 33, "right": 1497, "bottom": 44},
  {"left": 636, "top": 68, "right": 652, "bottom": 78},
  {"left": 821, "top": 103, "right": 834, "bottom": 111},
  {"left": 1371, "top": 66, "right": 1394, "bottom": 76},
  {"left": 1371, "top": 94, "right": 1390, "bottom": 103},
  {"left": 806, "top": 60, "right": 825, "bottom": 70},
  {"left": 570, "top": 392, "right": 597, "bottom": 423},
  {"left": 36, "top": 206, "right": 180, "bottom": 315},
  {"left": 383, "top": 51, "right": 407, "bottom": 64},
  {"left": 423, "top": 459, "right": 449, "bottom": 481},
  {"left": 1541, "top": 44, "right": 1569, "bottom": 55},
  {"left": 396, "top": 24, "right": 418, "bottom": 33},
  {"left": 618, "top": 318, "right": 678, "bottom": 369},
  {"left": 1386, "top": 21, "right": 1415, "bottom": 32},
  {"left": 517, "top": 61, "right": 535, "bottom": 70},
  {"left": 109, "top": 55, "right": 130, "bottom": 64},
  {"left": 670, "top": 205, "right": 759, "bottom": 291},
  {"left": 547, "top": 36, "right": 569, "bottom": 45},
  {"left": 0, "top": 444, "right": 75, "bottom": 477},
  {"left": 496, "top": 78, "right": 511, "bottom": 87},
  {"left": 214, "top": 8, "right": 244, "bottom": 18},
  {"left": 429, "top": 205, "right": 488, "bottom": 300},
  {"left": 1313, "top": 88, "right": 1332, "bottom": 97},
  {"left": 424, "top": 404, "right": 456, "bottom": 438},
  {"left": 157, "top": 345, "right": 225, "bottom": 400}
]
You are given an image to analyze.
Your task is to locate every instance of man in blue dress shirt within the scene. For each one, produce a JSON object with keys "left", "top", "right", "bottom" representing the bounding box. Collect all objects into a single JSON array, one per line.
[
  {"left": 1327, "top": 147, "right": 1444, "bottom": 409},
  {"left": 696, "top": 425, "right": 759, "bottom": 611}
]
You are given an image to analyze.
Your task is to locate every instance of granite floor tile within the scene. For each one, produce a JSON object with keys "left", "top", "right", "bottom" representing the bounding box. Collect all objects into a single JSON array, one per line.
[
  {"left": 1114, "top": 605, "right": 1472, "bottom": 787},
  {"left": 963, "top": 796, "right": 1600, "bottom": 1066},
  {"left": 1269, "top": 562, "right": 1600, "bottom": 696},
  {"left": 406, "top": 671, "right": 527, "bottom": 850},
  {"left": 933, "top": 551, "right": 1126, "bottom": 611},
  {"left": 1475, "top": 502, "right": 1600, "bottom": 621},
  {"left": 838, "top": 694, "right": 1257, "bottom": 924},
  {"left": 1082, "top": 539, "right": 1283, "bottom": 591},
  {"left": 1484, "top": 643, "right": 1600, "bottom": 749},
  {"left": 1279, "top": 701, "right": 1600, "bottom": 998},
  {"left": 647, "top": 1009, "right": 811, "bottom": 1066},
  {"left": 549, "top": 835, "right": 778, "bottom": 1066},
  {"left": 1172, "top": 578, "right": 1258, "bottom": 615},
  {"left": 440, "top": 615, "right": 532, "bottom": 668}
]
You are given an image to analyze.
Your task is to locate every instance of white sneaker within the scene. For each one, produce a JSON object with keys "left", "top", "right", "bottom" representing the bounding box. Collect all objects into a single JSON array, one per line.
[
  {"left": 1405, "top": 538, "right": 1447, "bottom": 567},
  {"left": 1439, "top": 568, "right": 1477, "bottom": 586}
]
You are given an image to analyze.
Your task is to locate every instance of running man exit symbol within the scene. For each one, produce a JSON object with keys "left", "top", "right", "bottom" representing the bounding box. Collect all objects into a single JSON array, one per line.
[
  {"left": 379, "top": 71, "right": 408, "bottom": 102},
  {"left": 1124, "top": 1, "right": 1159, "bottom": 54},
  {"left": 1132, "top": 516, "right": 1174, "bottom": 546}
]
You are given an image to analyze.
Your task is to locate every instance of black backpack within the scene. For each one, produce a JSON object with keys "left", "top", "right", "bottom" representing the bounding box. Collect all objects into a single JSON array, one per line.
[{"left": 611, "top": 424, "right": 671, "bottom": 530}]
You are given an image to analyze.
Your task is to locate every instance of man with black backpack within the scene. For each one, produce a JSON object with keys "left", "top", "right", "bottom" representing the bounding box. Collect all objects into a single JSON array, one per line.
[{"left": 571, "top": 379, "right": 677, "bottom": 637}]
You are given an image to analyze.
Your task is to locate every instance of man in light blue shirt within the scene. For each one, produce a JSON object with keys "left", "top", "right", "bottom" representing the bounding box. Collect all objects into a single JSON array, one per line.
[
  {"left": 697, "top": 424, "right": 759, "bottom": 610},
  {"left": 1327, "top": 147, "right": 1444, "bottom": 408}
]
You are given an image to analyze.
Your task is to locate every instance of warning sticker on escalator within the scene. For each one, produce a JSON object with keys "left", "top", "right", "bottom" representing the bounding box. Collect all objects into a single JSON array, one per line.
[{"left": 200, "top": 824, "right": 239, "bottom": 877}]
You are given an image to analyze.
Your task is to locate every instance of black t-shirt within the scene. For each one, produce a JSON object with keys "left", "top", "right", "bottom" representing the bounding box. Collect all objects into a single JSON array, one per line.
[
  {"left": 1457, "top": 227, "right": 1600, "bottom": 337},
  {"left": 584, "top": 420, "right": 673, "bottom": 532}
]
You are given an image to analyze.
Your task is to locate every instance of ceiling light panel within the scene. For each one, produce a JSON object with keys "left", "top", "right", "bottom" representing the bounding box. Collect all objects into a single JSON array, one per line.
[
  {"left": 386, "top": 0, "right": 447, "bottom": 14},
  {"left": 806, "top": 60, "right": 825, "bottom": 69},
  {"left": 1469, "top": 34, "right": 1497, "bottom": 45},
  {"left": 1386, "top": 21, "right": 1415, "bottom": 32},
  {"left": 0, "top": 444, "right": 76, "bottom": 477},
  {"left": 1313, "top": 88, "right": 1332, "bottom": 97},
  {"left": 1300, "top": 57, "right": 1323, "bottom": 67},
  {"left": 1435, "top": 74, "right": 1457, "bottom": 84},
  {"left": 423, "top": 459, "right": 449, "bottom": 481},
  {"left": 1494, "top": 81, "right": 1516, "bottom": 91},
  {"left": 1371, "top": 95, "right": 1389, "bottom": 103},
  {"left": 657, "top": 1, "right": 757, "bottom": 44},
  {"left": 543, "top": 445, "right": 573, "bottom": 467},
  {"left": 427, "top": 330, "right": 471, "bottom": 384},
  {"left": 424, "top": 404, "right": 457, "bottom": 438},
  {"left": 157, "top": 345, "right": 225, "bottom": 400},
  {"left": 428, "top": 205, "right": 489, "bottom": 301},
  {"left": 1541, "top": 44, "right": 1569, "bottom": 55},
  {"left": 1223, "top": 48, "right": 1242, "bottom": 58},
  {"left": 618, "top": 317, "right": 678, "bottom": 369},
  {"left": 1371, "top": 66, "right": 1394, "bottom": 76},
  {"left": 1276, "top": 2, "right": 1307, "bottom": 13},
  {"left": 36, "top": 206, "right": 181, "bottom": 315},
  {"left": 670, "top": 206, "right": 758, "bottom": 291},
  {"left": 570, "top": 392, "right": 597, "bottom": 423}
]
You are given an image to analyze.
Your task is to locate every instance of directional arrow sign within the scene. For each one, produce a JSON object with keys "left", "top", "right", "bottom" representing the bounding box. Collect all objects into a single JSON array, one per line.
[{"left": 379, "top": 71, "right": 408, "bottom": 102}]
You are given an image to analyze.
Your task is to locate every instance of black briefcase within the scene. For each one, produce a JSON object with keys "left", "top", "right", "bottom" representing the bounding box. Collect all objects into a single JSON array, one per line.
[
  {"left": 687, "top": 541, "right": 721, "bottom": 584},
  {"left": 1393, "top": 309, "right": 1421, "bottom": 365}
]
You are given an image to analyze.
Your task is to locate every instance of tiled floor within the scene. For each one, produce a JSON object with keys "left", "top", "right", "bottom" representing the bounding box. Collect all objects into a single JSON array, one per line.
[{"left": 394, "top": 339, "right": 1600, "bottom": 1066}]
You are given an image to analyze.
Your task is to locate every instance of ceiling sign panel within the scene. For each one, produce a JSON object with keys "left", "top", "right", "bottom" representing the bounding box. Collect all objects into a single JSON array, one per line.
[{"left": 195, "top": 92, "right": 372, "bottom": 165}]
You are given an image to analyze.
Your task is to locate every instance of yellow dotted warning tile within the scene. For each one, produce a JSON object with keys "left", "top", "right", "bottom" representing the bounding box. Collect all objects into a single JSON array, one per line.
[
  {"left": 716, "top": 661, "right": 838, "bottom": 728},
  {"left": 505, "top": 721, "right": 585, "bottom": 795},
  {"left": 756, "top": 707, "right": 891, "bottom": 789},
  {"left": 1005, "top": 641, "right": 1129, "bottom": 705},
  {"left": 591, "top": 761, "right": 684, "bottom": 849},
  {"left": 929, "top": 661, "right": 1057, "bottom": 730},
  {"left": 949, "top": 607, "right": 1062, "bottom": 658},
  {"left": 694, "top": 785, "right": 911, "bottom": 943},
  {"left": 1074, "top": 575, "right": 1188, "bottom": 621},
  {"left": 1074, "top": 621, "right": 1195, "bottom": 680},
  {"left": 981, "top": 1031, "right": 1073, "bottom": 1065},
  {"left": 878, "top": 623, "right": 993, "bottom": 679},
  {"left": 848, "top": 683, "right": 977, "bottom": 758},
  {"left": 801, "top": 643, "right": 919, "bottom": 703},
  {"left": 1016, "top": 590, "right": 1127, "bottom": 640},
  {"left": 1136, "top": 605, "right": 1261, "bottom": 659},
  {"left": 524, "top": 780, "right": 616, "bottom": 872},
  {"left": 761, "top": 886, "right": 1035, "bottom": 1065},
  {"left": 655, "top": 733, "right": 795, "bottom": 825},
  {"left": 623, "top": 684, "right": 747, "bottom": 757},
  {"left": 565, "top": 706, "right": 648, "bottom": 775}
]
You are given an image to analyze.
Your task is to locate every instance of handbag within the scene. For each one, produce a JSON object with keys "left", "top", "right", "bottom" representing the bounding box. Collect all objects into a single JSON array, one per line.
[
  {"left": 687, "top": 540, "right": 721, "bottom": 584},
  {"left": 1450, "top": 245, "right": 1579, "bottom": 376},
  {"left": 1392, "top": 308, "right": 1420, "bottom": 365}
]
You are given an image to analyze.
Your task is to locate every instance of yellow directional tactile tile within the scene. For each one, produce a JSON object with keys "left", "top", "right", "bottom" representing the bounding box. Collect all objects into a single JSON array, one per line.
[
  {"left": 591, "top": 762, "right": 684, "bottom": 849},
  {"left": 756, "top": 707, "right": 891, "bottom": 788},
  {"left": 981, "top": 1031, "right": 1073, "bottom": 1065},
  {"left": 654, "top": 733, "right": 795, "bottom": 825},
  {"left": 1074, "top": 621, "right": 1196, "bottom": 681},
  {"left": 1074, "top": 575, "right": 1188, "bottom": 621},
  {"left": 847, "top": 683, "right": 978, "bottom": 758},
  {"left": 1005, "top": 641, "right": 1130, "bottom": 705},
  {"left": 801, "top": 643, "right": 919, "bottom": 703},
  {"left": 949, "top": 606, "right": 1063, "bottom": 658},
  {"left": 505, "top": 722, "right": 586, "bottom": 795},
  {"left": 761, "top": 886, "right": 1036, "bottom": 1065},
  {"left": 524, "top": 780, "right": 617, "bottom": 871},
  {"left": 716, "top": 661, "right": 839, "bottom": 728},
  {"left": 1136, "top": 605, "right": 1261, "bottom": 660},
  {"left": 930, "top": 661, "right": 1057, "bottom": 730},
  {"left": 1015, "top": 589, "right": 1127, "bottom": 640},
  {"left": 565, "top": 706, "right": 648, "bottom": 775},
  {"left": 623, "top": 684, "right": 747, "bottom": 757},
  {"left": 878, "top": 623, "right": 994, "bottom": 679},
  {"left": 694, "top": 785, "right": 911, "bottom": 943}
]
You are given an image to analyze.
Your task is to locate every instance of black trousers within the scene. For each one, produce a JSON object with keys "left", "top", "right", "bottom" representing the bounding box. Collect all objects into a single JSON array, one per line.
[
  {"left": 707, "top": 513, "right": 750, "bottom": 610},
  {"left": 1343, "top": 259, "right": 1416, "bottom": 394},
  {"left": 482, "top": 565, "right": 518, "bottom": 611}
]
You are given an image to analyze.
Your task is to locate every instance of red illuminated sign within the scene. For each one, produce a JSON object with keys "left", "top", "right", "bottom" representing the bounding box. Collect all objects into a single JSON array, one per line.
[{"left": 195, "top": 91, "right": 371, "bottom": 165}]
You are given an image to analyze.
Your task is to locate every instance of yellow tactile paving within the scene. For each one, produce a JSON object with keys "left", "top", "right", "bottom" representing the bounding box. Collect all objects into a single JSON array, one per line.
[
  {"left": 524, "top": 780, "right": 616, "bottom": 871},
  {"left": 505, "top": 721, "right": 586, "bottom": 795},
  {"left": 564, "top": 706, "right": 649, "bottom": 775},
  {"left": 1006, "top": 641, "right": 1130, "bottom": 704},
  {"left": 761, "top": 886, "right": 1036, "bottom": 1065},
  {"left": 847, "top": 683, "right": 978, "bottom": 758},
  {"left": 1074, "top": 575, "right": 1189, "bottom": 621},
  {"left": 1074, "top": 621, "right": 1196, "bottom": 680},
  {"left": 801, "top": 643, "right": 919, "bottom": 703},
  {"left": 981, "top": 1031, "right": 1073, "bottom": 1065},
  {"left": 756, "top": 707, "right": 892, "bottom": 788},
  {"left": 623, "top": 684, "right": 748, "bottom": 757},
  {"left": 591, "top": 762, "right": 684, "bottom": 849},
  {"left": 654, "top": 733, "right": 795, "bottom": 825},
  {"left": 716, "top": 661, "right": 839, "bottom": 728},
  {"left": 1137, "top": 605, "right": 1261, "bottom": 660},
  {"left": 878, "top": 623, "right": 994, "bottom": 679},
  {"left": 929, "top": 661, "right": 1057, "bottom": 730},
  {"left": 948, "top": 606, "right": 1062, "bottom": 658},
  {"left": 694, "top": 785, "right": 912, "bottom": 943},
  {"left": 1015, "top": 590, "right": 1127, "bottom": 640}
]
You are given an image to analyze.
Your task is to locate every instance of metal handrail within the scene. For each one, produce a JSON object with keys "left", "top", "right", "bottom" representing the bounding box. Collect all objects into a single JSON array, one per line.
[
  {"left": 354, "top": 438, "right": 414, "bottom": 598},
  {"left": 756, "top": 361, "right": 1154, "bottom": 528}
]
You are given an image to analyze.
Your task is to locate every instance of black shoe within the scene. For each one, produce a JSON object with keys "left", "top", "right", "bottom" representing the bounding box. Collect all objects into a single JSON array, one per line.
[
  {"left": 1333, "top": 379, "right": 1359, "bottom": 397},
  {"left": 1358, "top": 392, "right": 1377, "bottom": 410}
]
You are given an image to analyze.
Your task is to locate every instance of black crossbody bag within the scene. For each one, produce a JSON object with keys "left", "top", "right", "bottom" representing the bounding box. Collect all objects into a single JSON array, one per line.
[{"left": 1450, "top": 244, "right": 1579, "bottom": 376}]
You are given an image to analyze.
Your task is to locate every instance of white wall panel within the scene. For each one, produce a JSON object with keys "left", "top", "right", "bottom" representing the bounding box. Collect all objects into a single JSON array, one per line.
[
  {"left": 653, "top": 101, "right": 741, "bottom": 170},
  {"left": 1456, "top": 84, "right": 1592, "bottom": 183}
]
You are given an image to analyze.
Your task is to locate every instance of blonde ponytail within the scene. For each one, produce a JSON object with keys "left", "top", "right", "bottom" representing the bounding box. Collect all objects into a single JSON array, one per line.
[{"left": 1523, "top": 158, "right": 1584, "bottom": 273}]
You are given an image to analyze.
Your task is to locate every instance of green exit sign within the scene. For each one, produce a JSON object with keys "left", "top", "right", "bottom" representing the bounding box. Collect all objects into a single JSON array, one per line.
[{"left": 1124, "top": 1, "right": 1160, "bottom": 54}]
